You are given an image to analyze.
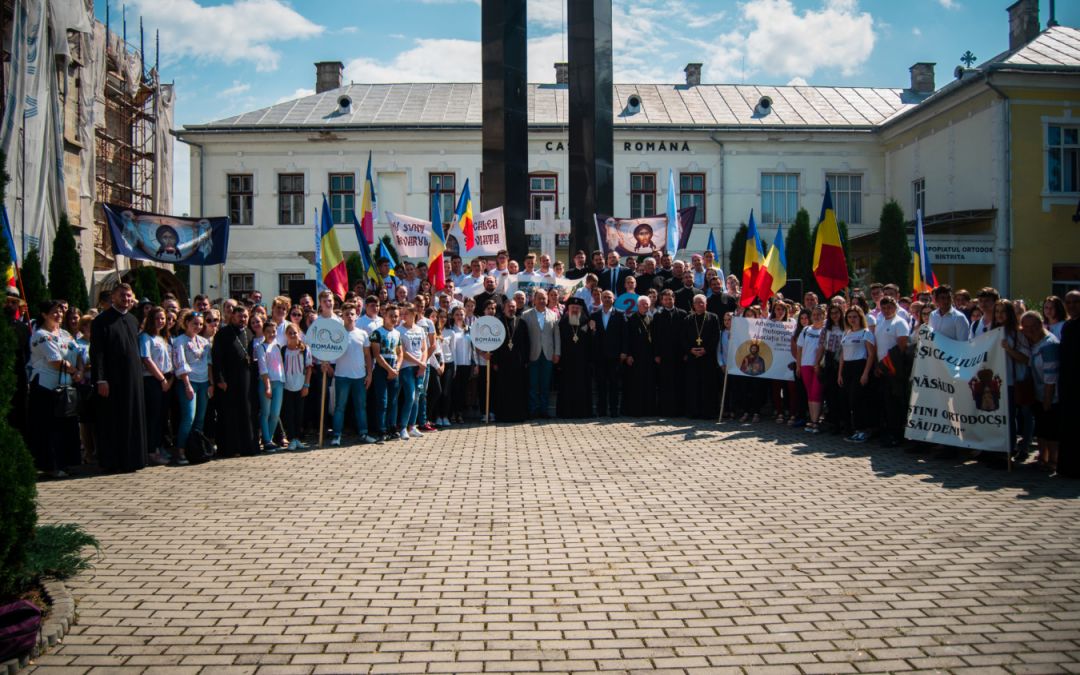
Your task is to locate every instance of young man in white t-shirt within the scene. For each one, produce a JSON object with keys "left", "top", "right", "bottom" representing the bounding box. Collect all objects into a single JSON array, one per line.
[
  {"left": 874, "top": 296, "right": 910, "bottom": 447},
  {"left": 328, "top": 303, "right": 376, "bottom": 446}
]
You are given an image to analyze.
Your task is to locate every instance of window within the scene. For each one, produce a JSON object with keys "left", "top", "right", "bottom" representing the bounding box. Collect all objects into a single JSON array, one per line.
[
  {"left": 329, "top": 173, "right": 355, "bottom": 224},
  {"left": 913, "top": 178, "right": 926, "bottom": 216},
  {"left": 228, "top": 273, "right": 255, "bottom": 301},
  {"left": 630, "top": 173, "right": 656, "bottom": 218},
  {"left": 761, "top": 173, "right": 799, "bottom": 225},
  {"left": 278, "top": 273, "right": 306, "bottom": 296},
  {"left": 227, "top": 174, "right": 253, "bottom": 226},
  {"left": 278, "top": 174, "right": 305, "bottom": 225},
  {"left": 429, "top": 173, "right": 456, "bottom": 224},
  {"left": 1047, "top": 124, "right": 1080, "bottom": 193},
  {"left": 679, "top": 173, "right": 705, "bottom": 223},
  {"left": 825, "top": 173, "right": 862, "bottom": 225},
  {"left": 527, "top": 173, "right": 568, "bottom": 248}
]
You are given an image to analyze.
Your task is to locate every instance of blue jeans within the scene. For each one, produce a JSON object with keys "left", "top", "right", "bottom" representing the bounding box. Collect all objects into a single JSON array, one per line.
[
  {"left": 398, "top": 366, "right": 422, "bottom": 429},
  {"left": 177, "top": 380, "right": 210, "bottom": 449},
  {"left": 333, "top": 376, "right": 368, "bottom": 437},
  {"left": 416, "top": 366, "right": 431, "bottom": 426},
  {"left": 259, "top": 380, "right": 284, "bottom": 443},
  {"left": 372, "top": 365, "right": 400, "bottom": 434},
  {"left": 528, "top": 355, "right": 553, "bottom": 416}
]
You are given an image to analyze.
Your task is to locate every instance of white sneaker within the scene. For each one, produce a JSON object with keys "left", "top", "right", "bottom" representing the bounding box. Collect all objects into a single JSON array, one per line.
[
  {"left": 330, "top": 436, "right": 341, "bottom": 447},
  {"left": 361, "top": 435, "right": 377, "bottom": 444},
  {"left": 409, "top": 426, "right": 424, "bottom": 438},
  {"left": 399, "top": 429, "right": 410, "bottom": 441}
]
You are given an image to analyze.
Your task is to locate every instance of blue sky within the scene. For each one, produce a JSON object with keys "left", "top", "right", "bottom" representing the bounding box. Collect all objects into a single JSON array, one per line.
[{"left": 93, "top": 0, "right": 1079, "bottom": 216}]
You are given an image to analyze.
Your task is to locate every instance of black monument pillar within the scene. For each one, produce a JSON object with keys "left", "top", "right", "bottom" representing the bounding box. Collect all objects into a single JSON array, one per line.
[
  {"left": 568, "top": 0, "right": 614, "bottom": 256},
  {"left": 481, "top": 0, "right": 529, "bottom": 262}
]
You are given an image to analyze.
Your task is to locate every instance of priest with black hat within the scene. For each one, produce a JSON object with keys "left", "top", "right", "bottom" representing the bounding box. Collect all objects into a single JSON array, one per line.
[{"left": 556, "top": 296, "right": 593, "bottom": 418}]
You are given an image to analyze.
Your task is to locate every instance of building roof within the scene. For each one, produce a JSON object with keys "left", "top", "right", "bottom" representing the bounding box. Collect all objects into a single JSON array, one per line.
[
  {"left": 1001, "top": 24, "right": 1080, "bottom": 68},
  {"left": 187, "top": 82, "right": 921, "bottom": 132}
]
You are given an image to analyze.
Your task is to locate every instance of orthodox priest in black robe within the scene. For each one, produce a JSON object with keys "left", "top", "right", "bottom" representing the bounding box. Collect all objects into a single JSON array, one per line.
[
  {"left": 653, "top": 289, "right": 687, "bottom": 417},
  {"left": 556, "top": 298, "right": 593, "bottom": 418},
  {"left": 622, "top": 296, "right": 657, "bottom": 416},
  {"left": 682, "top": 294, "right": 721, "bottom": 419},
  {"left": 212, "top": 305, "right": 258, "bottom": 456},
  {"left": 492, "top": 298, "right": 530, "bottom": 422},
  {"left": 1057, "top": 294, "right": 1079, "bottom": 478},
  {"left": 90, "top": 283, "right": 146, "bottom": 472}
]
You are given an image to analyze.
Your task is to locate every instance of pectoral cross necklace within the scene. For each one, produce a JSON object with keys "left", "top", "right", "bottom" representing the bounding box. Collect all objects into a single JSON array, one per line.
[{"left": 694, "top": 314, "right": 705, "bottom": 346}]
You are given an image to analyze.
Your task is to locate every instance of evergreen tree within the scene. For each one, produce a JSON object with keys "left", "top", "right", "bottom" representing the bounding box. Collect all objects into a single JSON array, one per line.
[
  {"left": 345, "top": 252, "right": 364, "bottom": 290},
  {"left": 728, "top": 224, "right": 748, "bottom": 284},
  {"left": 21, "top": 247, "right": 47, "bottom": 311},
  {"left": 131, "top": 266, "right": 162, "bottom": 305},
  {"left": 378, "top": 234, "right": 401, "bottom": 268},
  {"left": 0, "top": 151, "right": 37, "bottom": 599},
  {"left": 873, "top": 200, "right": 911, "bottom": 288},
  {"left": 48, "top": 214, "right": 89, "bottom": 310},
  {"left": 785, "top": 208, "right": 813, "bottom": 294}
]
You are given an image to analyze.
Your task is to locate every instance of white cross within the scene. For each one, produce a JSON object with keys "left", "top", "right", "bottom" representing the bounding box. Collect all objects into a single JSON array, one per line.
[{"left": 524, "top": 201, "right": 572, "bottom": 260}]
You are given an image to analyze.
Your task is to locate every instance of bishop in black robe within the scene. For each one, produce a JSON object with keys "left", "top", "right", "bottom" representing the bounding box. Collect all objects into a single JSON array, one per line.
[
  {"left": 212, "top": 308, "right": 259, "bottom": 456},
  {"left": 682, "top": 297, "right": 721, "bottom": 419},
  {"left": 90, "top": 285, "right": 146, "bottom": 472},
  {"left": 1057, "top": 309, "right": 1079, "bottom": 478},
  {"left": 653, "top": 293, "right": 687, "bottom": 417},
  {"left": 622, "top": 302, "right": 657, "bottom": 417},
  {"left": 556, "top": 299, "right": 593, "bottom": 418},
  {"left": 492, "top": 303, "right": 530, "bottom": 422}
]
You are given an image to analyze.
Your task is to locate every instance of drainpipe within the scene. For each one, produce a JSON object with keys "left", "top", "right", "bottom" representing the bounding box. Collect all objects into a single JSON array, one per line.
[
  {"left": 709, "top": 135, "right": 725, "bottom": 268},
  {"left": 985, "top": 76, "right": 1011, "bottom": 296},
  {"left": 173, "top": 133, "right": 205, "bottom": 296}
]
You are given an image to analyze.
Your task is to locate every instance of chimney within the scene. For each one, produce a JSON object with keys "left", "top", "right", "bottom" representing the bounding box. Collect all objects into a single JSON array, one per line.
[
  {"left": 684, "top": 62, "right": 702, "bottom": 87},
  {"left": 909, "top": 62, "right": 936, "bottom": 95},
  {"left": 554, "top": 62, "right": 568, "bottom": 85},
  {"left": 1007, "top": 0, "right": 1040, "bottom": 51},
  {"left": 315, "top": 61, "right": 343, "bottom": 94}
]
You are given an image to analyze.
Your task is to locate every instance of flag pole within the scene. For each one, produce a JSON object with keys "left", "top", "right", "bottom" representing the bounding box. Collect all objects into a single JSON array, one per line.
[
  {"left": 718, "top": 333, "right": 731, "bottom": 423},
  {"left": 318, "top": 374, "right": 328, "bottom": 447},
  {"left": 483, "top": 353, "right": 492, "bottom": 423}
]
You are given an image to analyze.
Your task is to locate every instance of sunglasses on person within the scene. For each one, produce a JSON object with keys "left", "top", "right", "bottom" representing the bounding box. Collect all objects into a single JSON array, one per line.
[{"left": 206, "top": 318, "right": 220, "bottom": 324}]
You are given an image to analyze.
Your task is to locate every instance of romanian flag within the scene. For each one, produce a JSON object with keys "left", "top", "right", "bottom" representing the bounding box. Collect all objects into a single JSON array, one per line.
[
  {"left": 1, "top": 205, "right": 18, "bottom": 294},
  {"left": 706, "top": 229, "right": 721, "bottom": 269},
  {"left": 429, "top": 178, "right": 447, "bottom": 291},
  {"left": 740, "top": 210, "right": 766, "bottom": 308},
  {"left": 454, "top": 178, "right": 474, "bottom": 251},
  {"left": 757, "top": 224, "right": 787, "bottom": 302},
  {"left": 319, "top": 195, "right": 348, "bottom": 299},
  {"left": 360, "top": 151, "right": 377, "bottom": 245},
  {"left": 352, "top": 212, "right": 381, "bottom": 290},
  {"left": 812, "top": 182, "right": 849, "bottom": 299},
  {"left": 912, "top": 208, "right": 937, "bottom": 294}
]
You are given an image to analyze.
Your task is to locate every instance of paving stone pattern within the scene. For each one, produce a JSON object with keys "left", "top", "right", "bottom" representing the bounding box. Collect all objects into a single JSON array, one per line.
[{"left": 30, "top": 420, "right": 1080, "bottom": 674}]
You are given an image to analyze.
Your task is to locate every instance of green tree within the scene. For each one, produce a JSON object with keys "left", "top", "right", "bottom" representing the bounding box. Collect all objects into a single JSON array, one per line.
[
  {"left": 21, "top": 247, "right": 47, "bottom": 311},
  {"left": 0, "top": 151, "right": 38, "bottom": 599},
  {"left": 378, "top": 234, "right": 401, "bottom": 268},
  {"left": 131, "top": 266, "right": 161, "bottom": 305},
  {"left": 784, "top": 208, "right": 813, "bottom": 295},
  {"left": 728, "top": 223, "right": 748, "bottom": 284},
  {"left": 345, "top": 252, "right": 364, "bottom": 290},
  {"left": 873, "top": 199, "right": 911, "bottom": 288},
  {"left": 48, "top": 214, "right": 89, "bottom": 310}
]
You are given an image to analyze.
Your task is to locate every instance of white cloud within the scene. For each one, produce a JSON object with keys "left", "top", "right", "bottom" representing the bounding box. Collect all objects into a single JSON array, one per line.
[
  {"left": 220, "top": 80, "right": 251, "bottom": 97},
  {"left": 786, "top": 76, "right": 808, "bottom": 86},
  {"left": 345, "top": 39, "right": 481, "bottom": 82},
  {"left": 912, "top": 26, "right": 922, "bottom": 37},
  {"left": 338, "top": 26, "right": 359, "bottom": 34},
  {"left": 275, "top": 87, "right": 315, "bottom": 104},
  {"left": 132, "top": 0, "right": 322, "bottom": 72},
  {"left": 937, "top": 0, "right": 958, "bottom": 9}
]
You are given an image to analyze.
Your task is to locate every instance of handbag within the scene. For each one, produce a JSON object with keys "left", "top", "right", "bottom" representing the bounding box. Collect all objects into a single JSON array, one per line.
[{"left": 53, "top": 370, "right": 79, "bottom": 418}]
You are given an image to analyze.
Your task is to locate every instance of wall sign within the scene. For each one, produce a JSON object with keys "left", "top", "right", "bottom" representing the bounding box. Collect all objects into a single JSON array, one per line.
[{"left": 912, "top": 236, "right": 996, "bottom": 265}]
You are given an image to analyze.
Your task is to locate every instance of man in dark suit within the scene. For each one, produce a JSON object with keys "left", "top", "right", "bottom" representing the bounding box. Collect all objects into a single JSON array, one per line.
[
  {"left": 598, "top": 251, "right": 631, "bottom": 293},
  {"left": 473, "top": 276, "right": 506, "bottom": 313},
  {"left": 673, "top": 271, "right": 703, "bottom": 312},
  {"left": 664, "top": 260, "right": 687, "bottom": 291},
  {"left": 634, "top": 257, "right": 661, "bottom": 295},
  {"left": 706, "top": 276, "right": 736, "bottom": 318},
  {"left": 589, "top": 290, "right": 626, "bottom": 416},
  {"left": 564, "top": 250, "right": 591, "bottom": 280},
  {"left": 653, "top": 289, "right": 688, "bottom": 417}
]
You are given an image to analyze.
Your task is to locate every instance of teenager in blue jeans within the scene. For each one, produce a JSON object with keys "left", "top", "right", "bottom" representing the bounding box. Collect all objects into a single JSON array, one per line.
[
  {"left": 255, "top": 319, "right": 285, "bottom": 450},
  {"left": 172, "top": 312, "right": 213, "bottom": 464},
  {"left": 396, "top": 306, "right": 429, "bottom": 441},
  {"left": 370, "top": 305, "right": 403, "bottom": 442},
  {"left": 329, "top": 303, "right": 377, "bottom": 446}
]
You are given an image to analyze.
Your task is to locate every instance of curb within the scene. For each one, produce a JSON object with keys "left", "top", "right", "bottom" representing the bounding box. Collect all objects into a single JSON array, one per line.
[{"left": 1, "top": 578, "right": 76, "bottom": 675}]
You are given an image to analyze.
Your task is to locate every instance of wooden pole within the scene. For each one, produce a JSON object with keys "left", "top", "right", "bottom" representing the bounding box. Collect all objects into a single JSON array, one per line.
[
  {"left": 484, "top": 355, "right": 491, "bottom": 423},
  {"left": 318, "top": 374, "right": 328, "bottom": 447},
  {"left": 718, "top": 368, "right": 730, "bottom": 424}
]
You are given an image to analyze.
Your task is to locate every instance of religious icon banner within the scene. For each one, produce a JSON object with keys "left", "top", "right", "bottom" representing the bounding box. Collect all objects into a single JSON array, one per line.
[
  {"left": 724, "top": 317, "right": 796, "bottom": 381},
  {"left": 104, "top": 204, "right": 230, "bottom": 265},
  {"left": 386, "top": 212, "right": 432, "bottom": 259},
  {"left": 904, "top": 325, "right": 1010, "bottom": 453},
  {"left": 594, "top": 207, "right": 696, "bottom": 257}
]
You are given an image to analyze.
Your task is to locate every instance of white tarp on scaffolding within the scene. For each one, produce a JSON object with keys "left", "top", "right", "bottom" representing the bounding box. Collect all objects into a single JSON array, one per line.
[
  {"left": 155, "top": 82, "right": 175, "bottom": 215},
  {"left": 78, "top": 22, "right": 107, "bottom": 246}
]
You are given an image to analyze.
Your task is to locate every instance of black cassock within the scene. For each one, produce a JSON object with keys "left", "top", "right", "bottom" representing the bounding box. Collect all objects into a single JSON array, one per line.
[
  {"left": 622, "top": 313, "right": 657, "bottom": 416},
  {"left": 1058, "top": 318, "right": 1079, "bottom": 478},
  {"left": 682, "top": 311, "right": 721, "bottom": 419},
  {"left": 212, "top": 323, "right": 259, "bottom": 456},
  {"left": 556, "top": 317, "right": 593, "bottom": 418},
  {"left": 653, "top": 307, "right": 687, "bottom": 417},
  {"left": 91, "top": 308, "right": 146, "bottom": 472},
  {"left": 492, "top": 315, "right": 530, "bottom": 422}
]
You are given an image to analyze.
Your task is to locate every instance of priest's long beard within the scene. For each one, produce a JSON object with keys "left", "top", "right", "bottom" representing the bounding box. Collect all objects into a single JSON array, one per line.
[{"left": 568, "top": 313, "right": 581, "bottom": 327}]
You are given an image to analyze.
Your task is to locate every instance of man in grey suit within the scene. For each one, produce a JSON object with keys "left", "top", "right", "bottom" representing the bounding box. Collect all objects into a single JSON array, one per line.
[{"left": 523, "top": 289, "right": 561, "bottom": 418}]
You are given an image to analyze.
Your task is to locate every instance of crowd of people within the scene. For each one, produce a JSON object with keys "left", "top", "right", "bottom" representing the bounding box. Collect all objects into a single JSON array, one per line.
[{"left": 6, "top": 246, "right": 1078, "bottom": 480}]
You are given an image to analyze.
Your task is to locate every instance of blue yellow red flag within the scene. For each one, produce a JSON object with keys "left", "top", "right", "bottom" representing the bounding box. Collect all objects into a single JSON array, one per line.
[
  {"left": 360, "top": 151, "right": 377, "bottom": 245},
  {"left": 454, "top": 178, "right": 474, "bottom": 251},
  {"left": 912, "top": 208, "right": 938, "bottom": 294},
  {"left": 757, "top": 224, "right": 787, "bottom": 302},
  {"left": 319, "top": 195, "right": 348, "bottom": 299},
  {"left": 740, "top": 210, "right": 766, "bottom": 308},
  {"left": 429, "top": 179, "right": 447, "bottom": 291},
  {"left": 812, "top": 182, "right": 849, "bottom": 299}
]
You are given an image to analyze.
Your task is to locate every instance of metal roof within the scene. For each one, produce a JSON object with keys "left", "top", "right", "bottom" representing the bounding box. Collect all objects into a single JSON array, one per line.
[
  {"left": 189, "top": 82, "right": 919, "bottom": 132},
  {"left": 1002, "top": 25, "right": 1080, "bottom": 67}
]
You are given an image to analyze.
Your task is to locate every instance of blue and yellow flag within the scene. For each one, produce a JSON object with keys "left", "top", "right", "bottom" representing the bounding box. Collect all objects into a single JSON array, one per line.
[{"left": 352, "top": 212, "right": 381, "bottom": 290}]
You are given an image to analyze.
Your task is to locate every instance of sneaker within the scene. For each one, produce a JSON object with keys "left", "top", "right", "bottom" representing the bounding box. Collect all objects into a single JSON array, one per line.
[
  {"left": 399, "top": 429, "right": 410, "bottom": 441},
  {"left": 175, "top": 457, "right": 190, "bottom": 466},
  {"left": 330, "top": 435, "right": 342, "bottom": 447},
  {"left": 421, "top": 423, "right": 436, "bottom": 432},
  {"left": 288, "top": 439, "right": 299, "bottom": 451},
  {"left": 409, "top": 426, "right": 424, "bottom": 438},
  {"left": 294, "top": 440, "right": 308, "bottom": 451},
  {"left": 361, "top": 435, "right": 377, "bottom": 444}
]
